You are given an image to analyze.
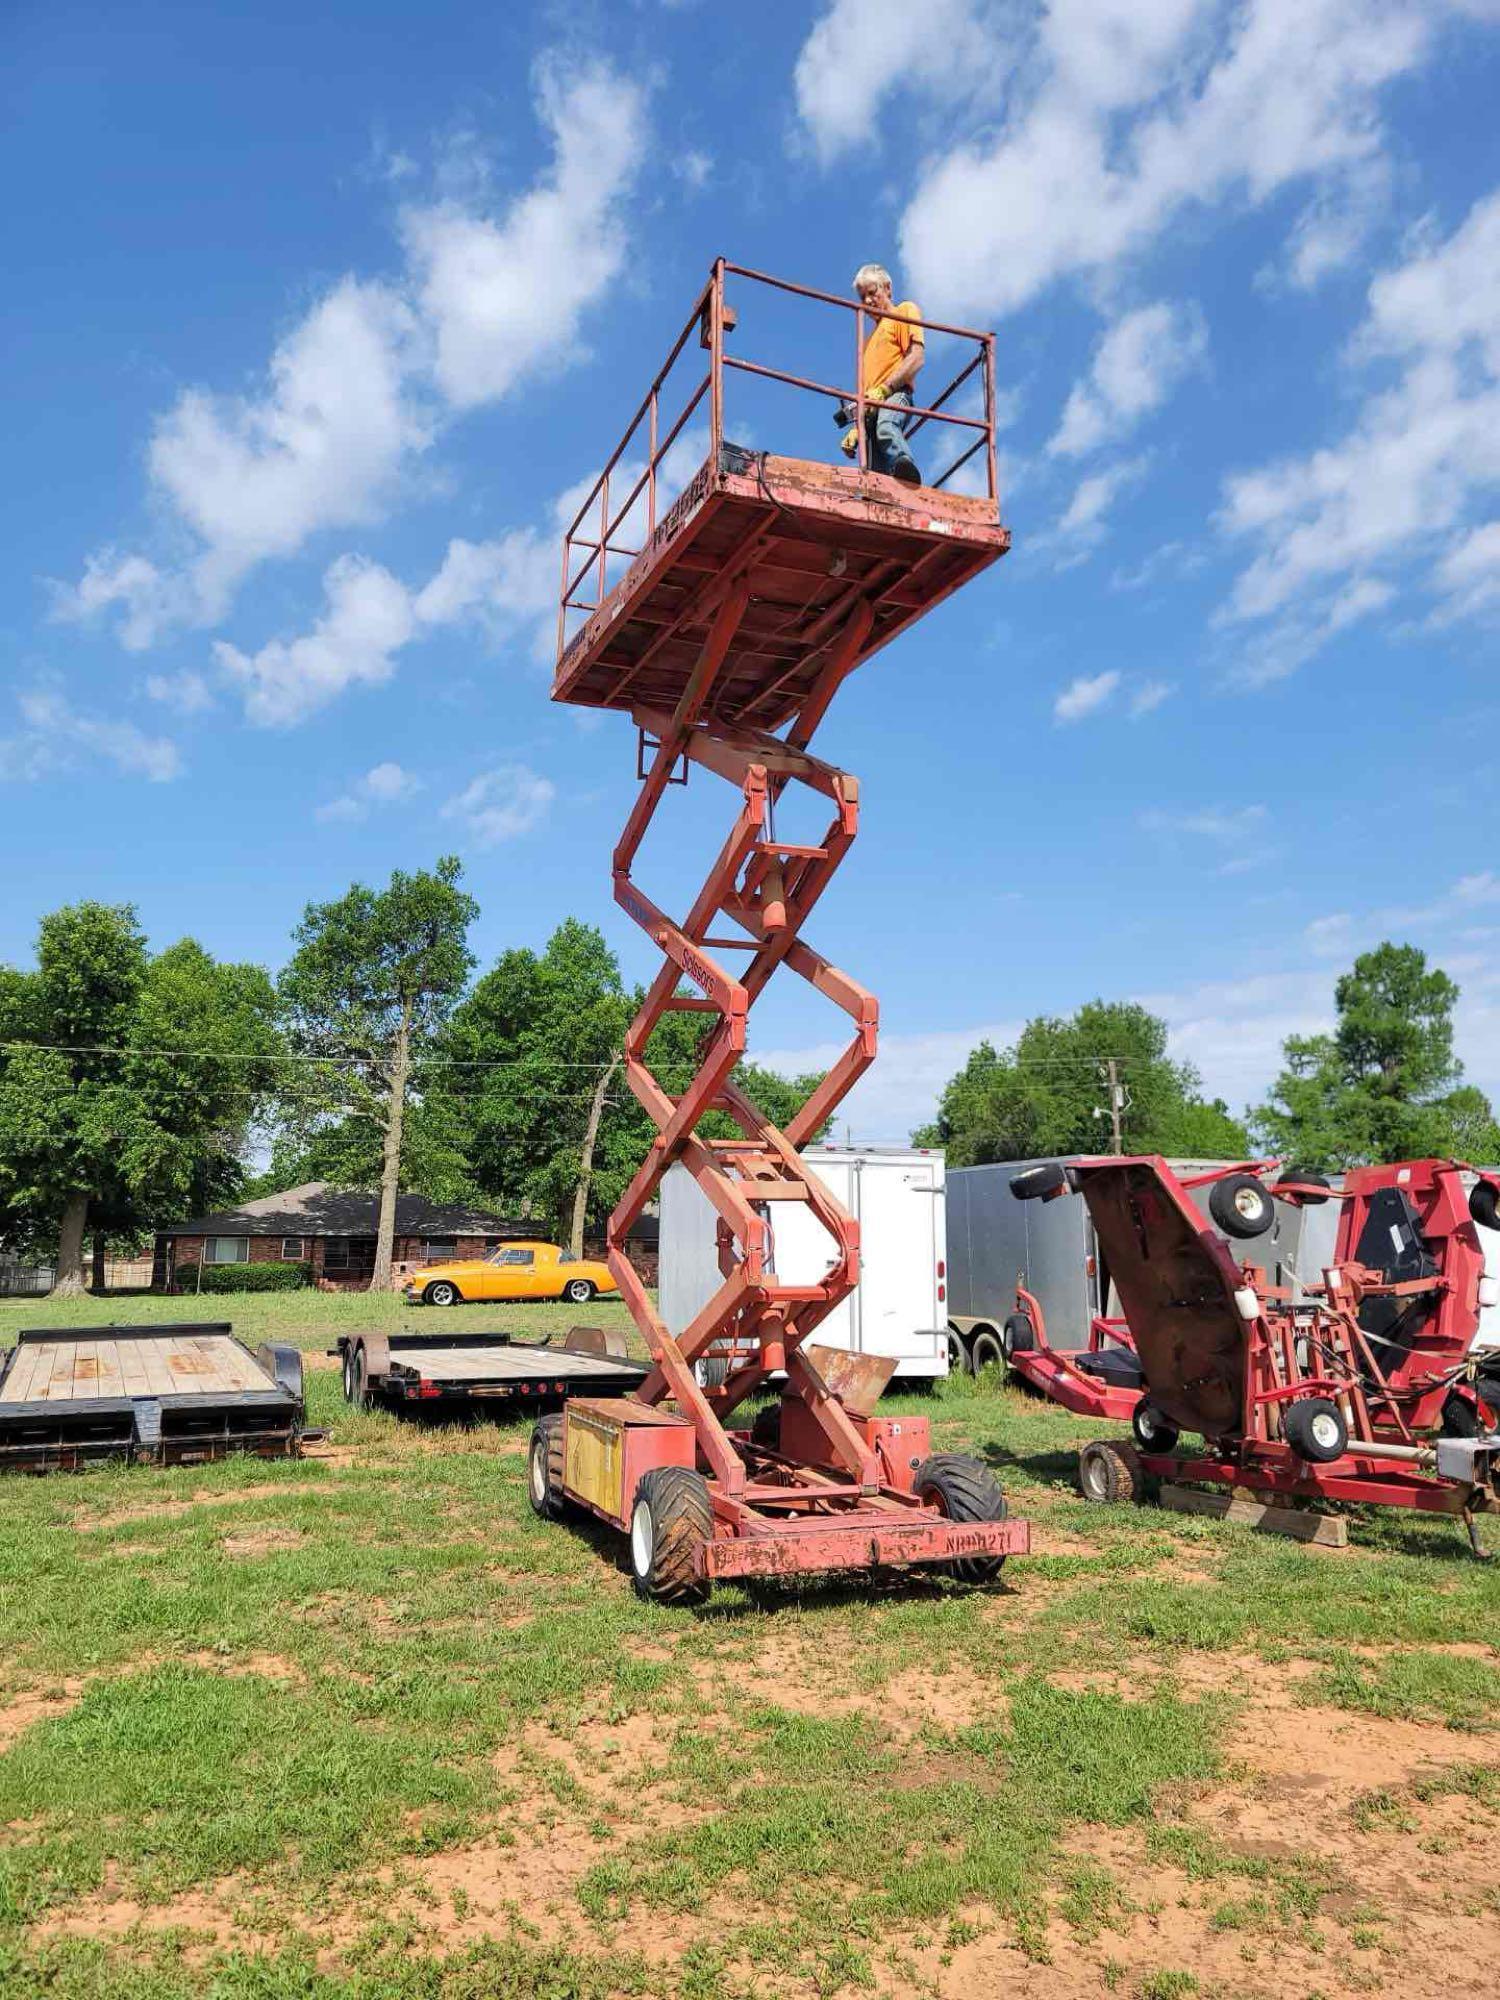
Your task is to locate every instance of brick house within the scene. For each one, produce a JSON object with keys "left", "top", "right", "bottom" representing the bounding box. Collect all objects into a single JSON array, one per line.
[{"left": 155, "top": 1182, "right": 530, "bottom": 1292}]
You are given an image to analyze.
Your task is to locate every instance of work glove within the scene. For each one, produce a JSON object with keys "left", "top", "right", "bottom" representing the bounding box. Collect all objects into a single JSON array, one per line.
[
  {"left": 866, "top": 382, "right": 891, "bottom": 404},
  {"left": 840, "top": 426, "right": 858, "bottom": 457}
]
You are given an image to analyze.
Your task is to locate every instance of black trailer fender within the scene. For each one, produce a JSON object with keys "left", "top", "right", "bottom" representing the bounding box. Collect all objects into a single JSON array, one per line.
[{"left": 255, "top": 1342, "right": 305, "bottom": 1406}]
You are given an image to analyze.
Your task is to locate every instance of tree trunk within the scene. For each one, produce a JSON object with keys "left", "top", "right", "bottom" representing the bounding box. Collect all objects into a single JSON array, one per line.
[
  {"left": 371, "top": 1010, "right": 411, "bottom": 1293},
  {"left": 570, "top": 1053, "right": 620, "bottom": 1258},
  {"left": 91, "top": 1231, "right": 107, "bottom": 1294},
  {"left": 51, "top": 1193, "right": 90, "bottom": 1297}
]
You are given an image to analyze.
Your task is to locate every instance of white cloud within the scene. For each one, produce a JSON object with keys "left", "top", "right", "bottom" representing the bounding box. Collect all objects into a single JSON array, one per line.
[
  {"left": 1435, "top": 523, "right": 1500, "bottom": 620},
  {"left": 877, "top": 0, "right": 1465, "bottom": 322},
  {"left": 3, "top": 685, "right": 182, "bottom": 784},
  {"left": 315, "top": 759, "right": 423, "bottom": 823},
  {"left": 1221, "top": 188, "right": 1500, "bottom": 671},
  {"left": 757, "top": 1017, "right": 1025, "bottom": 1145},
  {"left": 1139, "top": 803, "right": 1268, "bottom": 841},
  {"left": 440, "top": 764, "right": 555, "bottom": 846},
  {"left": 792, "top": 0, "right": 1005, "bottom": 163},
  {"left": 59, "top": 56, "right": 648, "bottom": 647},
  {"left": 400, "top": 60, "right": 647, "bottom": 411},
  {"left": 143, "top": 668, "right": 215, "bottom": 714},
  {"left": 1050, "top": 301, "right": 1206, "bottom": 457},
  {"left": 1053, "top": 668, "right": 1120, "bottom": 722},
  {"left": 1129, "top": 678, "right": 1174, "bottom": 716},
  {"left": 214, "top": 554, "right": 417, "bottom": 728},
  {"left": 1048, "top": 456, "right": 1148, "bottom": 557}
]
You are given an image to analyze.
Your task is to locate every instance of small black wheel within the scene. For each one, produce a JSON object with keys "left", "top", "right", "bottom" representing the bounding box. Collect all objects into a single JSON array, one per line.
[
  {"left": 1079, "top": 1439, "right": 1142, "bottom": 1504},
  {"left": 1283, "top": 1396, "right": 1348, "bottom": 1463},
  {"left": 1002, "top": 1313, "right": 1036, "bottom": 1357},
  {"left": 750, "top": 1403, "right": 782, "bottom": 1452},
  {"left": 528, "top": 1413, "right": 569, "bottom": 1520},
  {"left": 1440, "top": 1390, "right": 1482, "bottom": 1439},
  {"left": 425, "top": 1279, "right": 461, "bottom": 1307},
  {"left": 913, "top": 1453, "right": 1010, "bottom": 1583},
  {"left": 1011, "top": 1162, "right": 1068, "bottom": 1202},
  {"left": 1278, "top": 1166, "right": 1331, "bottom": 1204},
  {"left": 1131, "top": 1402, "right": 1180, "bottom": 1453},
  {"left": 1469, "top": 1181, "right": 1500, "bottom": 1232},
  {"left": 563, "top": 1278, "right": 596, "bottom": 1304},
  {"left": 629, "top": 1467, "right": 713, "bottom": 1605},
  {"left": 969, "top": 1327, "right": 1004, "bottom": 1372},
  {"left": 946, "top": 1327, "right": 973, "bottom": 1376},
  {"left": 1208, "top": 1172, "right": 1275, "bottom": 1239}
]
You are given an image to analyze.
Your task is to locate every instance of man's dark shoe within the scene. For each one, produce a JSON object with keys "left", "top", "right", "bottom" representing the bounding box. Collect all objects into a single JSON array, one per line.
[{"left": 892, "top": 459, "right": 921, "bottom": 485}]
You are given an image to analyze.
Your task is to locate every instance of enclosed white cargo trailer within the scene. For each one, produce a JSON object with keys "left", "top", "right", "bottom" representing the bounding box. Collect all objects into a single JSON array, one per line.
[{"left": 658, "top": 1145, "right": 949, "bottom": 1381}]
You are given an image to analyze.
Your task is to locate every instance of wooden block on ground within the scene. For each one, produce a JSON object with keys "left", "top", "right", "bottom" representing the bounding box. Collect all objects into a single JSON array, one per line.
[{"left": 1159, "top": 1482, "right": 1348, "bottom": 1547}]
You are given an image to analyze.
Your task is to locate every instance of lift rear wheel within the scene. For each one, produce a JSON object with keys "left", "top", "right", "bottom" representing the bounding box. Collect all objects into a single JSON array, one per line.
[
  {"left": 1283, "top": 1397, "right": 1348, "bottom": 1463},
  {"left": 1079, "top": 1440, "right": 1142, "bottom": 1504},
  {"left": 1208, "top": 1173, "right": 1274, "bottom": 1239},
  {"left": 1002, "top": 1313, "right": 1035, "bottom": 1357},
  {"left": 528, "top": 1414, "right": 569, "bottom": 1520},
  {"left": 914, "top": 1454, "right": 1009, "bottom": 1583},
  {"left": 630, "top": 1468, "right": 712, "bottom": 1606}
]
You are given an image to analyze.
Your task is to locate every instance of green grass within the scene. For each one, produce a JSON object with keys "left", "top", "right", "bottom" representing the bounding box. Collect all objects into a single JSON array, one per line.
[{"left": 0, "top": 1336, "right": 1494, "bottom": 1996}]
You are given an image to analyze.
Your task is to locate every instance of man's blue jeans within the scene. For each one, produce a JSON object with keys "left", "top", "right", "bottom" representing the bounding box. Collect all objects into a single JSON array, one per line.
[{"left": 836, "top": 390, "right": 920, "bottom": 481}]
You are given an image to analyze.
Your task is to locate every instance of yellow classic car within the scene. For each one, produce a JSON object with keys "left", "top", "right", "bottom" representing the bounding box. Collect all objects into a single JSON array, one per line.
[{"left": 404, "top": 1241, "right": 619, "bottom": 1308}]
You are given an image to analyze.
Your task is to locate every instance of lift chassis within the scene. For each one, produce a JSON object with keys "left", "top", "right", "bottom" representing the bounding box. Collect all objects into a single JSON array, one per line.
[{"left": 532, "top": 261, "right": 1028, "bottom": 1601}]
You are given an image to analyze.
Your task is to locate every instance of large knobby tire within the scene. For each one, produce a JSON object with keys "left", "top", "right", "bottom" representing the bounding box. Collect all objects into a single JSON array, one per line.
[
  {"left": 630, "top": 1468, "right": 713, "bottom": 1606},
  {"left": 1469, "top": 1181, "right": 1500, "bottom": 1232},
  {"left": 528, "top": 1413, "right": 569, "bottom": 1520},
  {"left": 750, "top": 1403, "right": 782, "bottom": 1452},
  {"left": 946, "top": 1327, "right": 973, "bottom": 1377},
  {"left": 1003, "top": 1313, "right": 1036, "bottom": 1357},
  {"left": 969, "top": 1328, "right": 1004, "bottom": 1373},
  {"left": 1283, "top": 1396, "right": 1348, "bottom": 1463},
  {"left": 425, "top": 1279, "right": 462, "bottom": 1307},
  {"left": 1079, "top": 1439, "right": 1142, "bottom": 1505},
  {"left": 1208, "top": 1172, "right": 1275, "bottom": 1239},
  {"left": 563, "top": 1278, "right": 596, "bottom": 1305},
  {"left": 914, "top": 1453, "right": 1009, "bottom": 1584},
  {"left": 1131, "top": 1401, "right": 1180, "bottom": 1453},
  {"left": 1011, "top": 1162, "right": 1068, "bottom": 1203}
]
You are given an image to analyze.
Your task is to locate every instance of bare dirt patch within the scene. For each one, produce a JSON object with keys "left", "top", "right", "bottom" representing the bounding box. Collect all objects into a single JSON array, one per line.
[
  {"left": 74, "top": 1481, "right": 332, "bottom": 1531},
  {"left": 219, "top": 1525, "right": 305, "bottom": 1558},
  {"left": 0, "top": 1682, "right": 85, "bottom": 1749}
]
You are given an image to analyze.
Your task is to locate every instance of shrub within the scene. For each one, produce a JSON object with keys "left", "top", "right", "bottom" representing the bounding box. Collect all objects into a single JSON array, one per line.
[{"left": 186, "top": 1261, "right": 312, "bottom": 1294}]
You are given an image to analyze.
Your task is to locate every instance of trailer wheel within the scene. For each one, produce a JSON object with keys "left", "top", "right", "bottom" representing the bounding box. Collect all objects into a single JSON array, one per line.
[
  {"left": 563, "top": 1278, "right": 596, "bottom": 1304},
  {"left": 914, "top": 1454, "right": 1010, "bottom": 1583},
  {"left": 1208, "top": 1173, "right": 1274, "bottom": 1239},
  {"left": 1131, "top": 1402, "right": 1179, "bottom": 1453},
  {"left": 1002, "top": 1313, "right": 1035, "bottom": 1358},
  {"left": 629, "top": 1468, "right": 712, "bottom": 1606},
  {"left": 946, "top": 1327, "right": 972, "bottom": 1376},
  {"left": 1278, "top": 1166, "right": 1331, "bottom": 1204},
  {"left": 346, "top": 1342, "right": 374, "bottom": 1410},
  {"left": 425, "top": 1280, "right": 462, "bottom": 1307},
  {"left": 340, "top": 1343, "right": 357, "bottom": 1404},
  {"left": 968, "top": 1328, "right": 1003, "bottom": 1373},
  {"left": 1469, "top": 1181, "right": 1500, "bottom": 1231},
  {"left": 528, "top": 1414, "right": 570, "bottom": 1520},
  {"left": 1011, "top": 1162, "right": 1068, "bottom": 1202},
  {"left": 1283, "top": 1397, "right": 1348, "bottom": 1463},
  {"left": 1079, "top": 1440, "right": 1142, "bottom": 1505}
]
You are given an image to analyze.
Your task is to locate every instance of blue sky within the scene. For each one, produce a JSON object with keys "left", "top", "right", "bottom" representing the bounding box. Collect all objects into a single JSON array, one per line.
[{"left": 4, "top": 0, "right": 1498, "bottom": 1142}]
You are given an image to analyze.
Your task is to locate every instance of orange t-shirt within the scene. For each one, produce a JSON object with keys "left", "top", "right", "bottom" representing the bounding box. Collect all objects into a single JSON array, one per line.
[{"left": 862, "top": 300, "right": 925, "bottom": 392}]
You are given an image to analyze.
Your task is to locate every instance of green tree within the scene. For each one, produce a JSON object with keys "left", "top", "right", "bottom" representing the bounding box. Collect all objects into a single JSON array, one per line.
[
  {"left": 914, "top": 1000, "right": 1249, "bottom": 1165},
  {"left": 0, "top": 905, "right": 278, "bottom": 1294},
  {"left": 278, "top": 858, "right": 478, "bottom": 1290},
  {"left": 1252, "top": 942, "right": 1497, "bottom": 1167}
]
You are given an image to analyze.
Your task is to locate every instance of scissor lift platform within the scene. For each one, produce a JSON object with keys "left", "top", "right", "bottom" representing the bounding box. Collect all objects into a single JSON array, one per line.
[
  {"left": 553, "top": 443, "right": 1009, "bottom": 726},
  {"left": 0, "top": 1321, "right": 313, "bottom": 1471}
]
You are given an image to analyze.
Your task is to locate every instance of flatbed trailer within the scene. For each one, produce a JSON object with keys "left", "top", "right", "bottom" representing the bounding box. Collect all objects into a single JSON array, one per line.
[
  {"left": 0, "top": 1321, "right": 314, "bottom": 1471},
  {"left": 329, "top": 1326, "right": 648, "bottom": 1412}
]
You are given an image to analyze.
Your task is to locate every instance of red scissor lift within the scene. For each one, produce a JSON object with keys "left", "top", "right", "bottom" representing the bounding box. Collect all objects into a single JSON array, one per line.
[{"left": 529, "top": 261, "right": 1030, "bottom": 1602}]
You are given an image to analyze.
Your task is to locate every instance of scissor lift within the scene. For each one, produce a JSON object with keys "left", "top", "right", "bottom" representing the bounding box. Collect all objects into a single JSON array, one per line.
[{"left": 532, "top": 261, "right": 1028, "bottom": 1602}]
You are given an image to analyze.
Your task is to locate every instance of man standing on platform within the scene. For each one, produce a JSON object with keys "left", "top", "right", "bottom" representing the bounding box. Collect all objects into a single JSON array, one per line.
[{"left": 838, "top": 263, "right": 925, "bottom": 484}]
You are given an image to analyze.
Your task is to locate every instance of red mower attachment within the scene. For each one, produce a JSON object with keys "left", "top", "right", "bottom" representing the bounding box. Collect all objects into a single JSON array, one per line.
[
  {"left": 1014, "top": 1155, "right": 1500, "bottom": 1555},
  {"left": 1000, "top": 1282, "right": 1142, "bottom": 1424},
  {"left": 534, "top": 262, "right": 1025, "bottom": 1604}
]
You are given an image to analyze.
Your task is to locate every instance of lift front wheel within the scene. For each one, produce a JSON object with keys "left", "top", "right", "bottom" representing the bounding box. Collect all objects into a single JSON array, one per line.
[
  {"left": 528, "top": 1414, "right": 569, "bottom": 1520},
  {"left": 914, "top": 1454, "right": 1010, "bottom": 1583},
  {"left": 630, "top": 1468, "right": 713, "bottom": 1606}
]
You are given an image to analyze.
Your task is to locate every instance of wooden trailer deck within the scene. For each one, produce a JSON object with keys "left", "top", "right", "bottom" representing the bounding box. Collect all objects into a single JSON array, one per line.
[
  {"left": 0, "top": 1323, "right": 312, "bottom": 1471},
  {"left": 333, "top": 1328, "right": 648, "bottom": 1410}
]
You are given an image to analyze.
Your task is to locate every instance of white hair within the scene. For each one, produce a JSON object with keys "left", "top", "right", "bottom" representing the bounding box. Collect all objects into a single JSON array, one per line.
[{"left": 852, "top": 263, "right": 892, "bottom": 293}]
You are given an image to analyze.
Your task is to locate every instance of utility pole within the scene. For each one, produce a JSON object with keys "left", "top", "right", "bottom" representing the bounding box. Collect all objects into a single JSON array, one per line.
[{"left": 1104, "top": 1059, "right": 1125, "bottom": 1154}]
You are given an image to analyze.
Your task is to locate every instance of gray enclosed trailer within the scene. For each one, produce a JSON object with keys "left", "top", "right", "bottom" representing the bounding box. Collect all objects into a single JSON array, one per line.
[{"left": 946, "top": 1158, "right": 1340, "bottom": 1371}]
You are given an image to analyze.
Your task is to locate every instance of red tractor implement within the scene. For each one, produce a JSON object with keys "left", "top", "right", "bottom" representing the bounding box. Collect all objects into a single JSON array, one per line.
[
  {"left": 533, "top": 261, "right": 1028, "bottom": 1603},
  {"left": 1011, "top": 1155, "right": 1500, "bottom": 1554},
  {"left": 1001, "top": 1283, "right": 1142, "bottom": 1423}
]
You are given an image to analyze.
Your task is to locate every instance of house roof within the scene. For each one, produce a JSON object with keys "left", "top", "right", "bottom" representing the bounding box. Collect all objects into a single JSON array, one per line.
[{"left": 159, "top": 1183, "right": 528, "bottom": 1239}]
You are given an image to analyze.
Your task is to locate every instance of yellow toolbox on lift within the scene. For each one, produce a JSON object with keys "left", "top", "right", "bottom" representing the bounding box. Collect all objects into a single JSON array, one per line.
[{"left": 563, "top": 1398, "right": 697, "bottom": 1529}]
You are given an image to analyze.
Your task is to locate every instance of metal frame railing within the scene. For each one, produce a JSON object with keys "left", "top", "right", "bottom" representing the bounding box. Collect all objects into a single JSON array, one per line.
[{"left": 557, "top": 258, "right": 1001, "bottom": 659}]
